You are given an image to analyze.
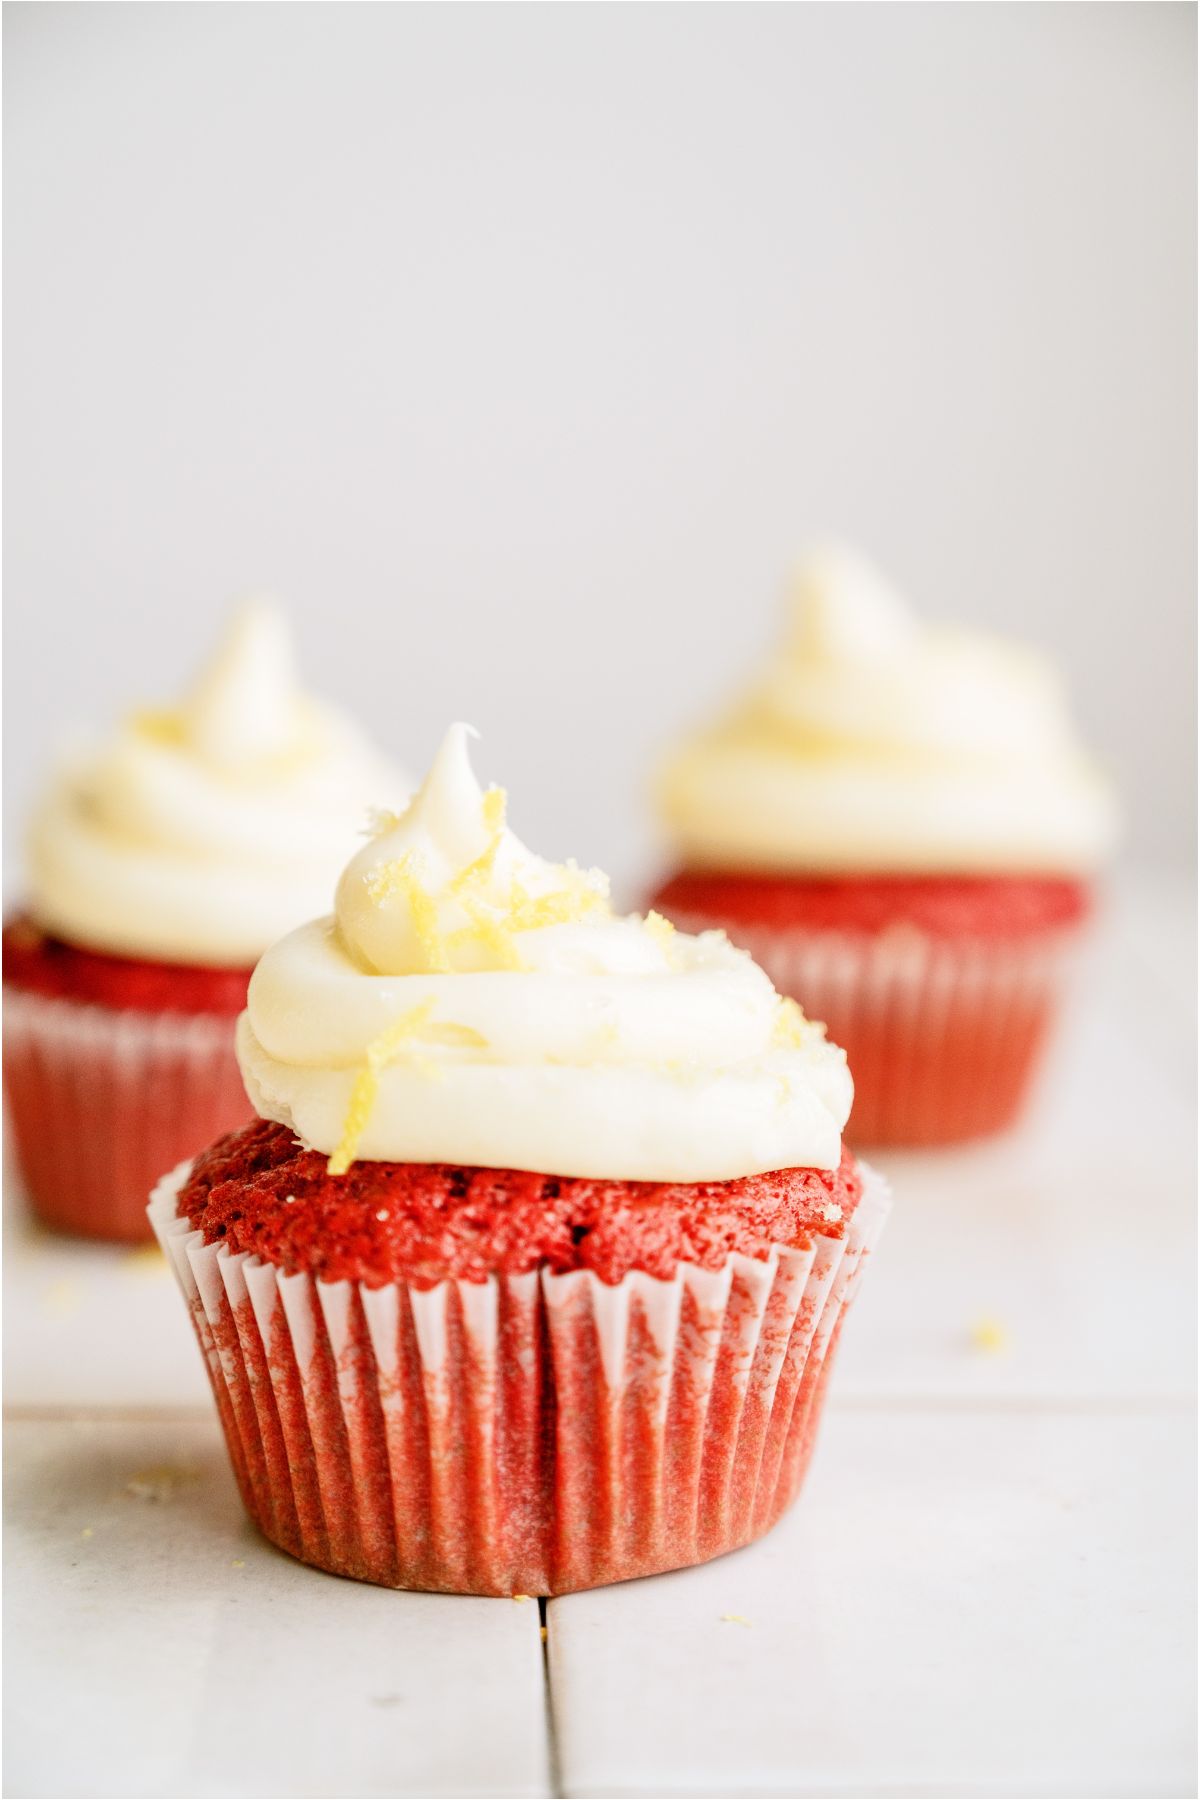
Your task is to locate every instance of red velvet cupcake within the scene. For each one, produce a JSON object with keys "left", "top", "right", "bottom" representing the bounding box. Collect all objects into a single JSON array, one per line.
[
  {"left": 150, "top": 726, "right": 890, "bottom": 1595},
  {"left": 4, "top": 600, "right": 404, "bottom": 1240},
  {"left": 4, "top": 920, "right": 253, "bottom": 1242},
  {"left": 652, "top": 549, "right": 1117, "bottom": 1146}
]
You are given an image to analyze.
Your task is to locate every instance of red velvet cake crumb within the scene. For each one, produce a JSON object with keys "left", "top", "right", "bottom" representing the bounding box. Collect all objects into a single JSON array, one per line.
[
  {"left": 179, "top": 1118, "right": 863, "bottom": 1288},
  {"left": 2, "top": 917, "right": 253, "bottom": 1016},
  {"left": 653, "top": 871, "right": 1091, "bottom": 939}
]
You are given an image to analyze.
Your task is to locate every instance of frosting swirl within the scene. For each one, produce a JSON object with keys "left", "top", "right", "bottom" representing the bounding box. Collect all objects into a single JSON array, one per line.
[
  {"left": 238, "top": 725, "right": 853, "bottom": 1180},
  {"left": 27, "top": 601, "right": 407, "bottom": 965},
  {"left": 657, "top": 547, "right": 1118, "bottom": 874}
]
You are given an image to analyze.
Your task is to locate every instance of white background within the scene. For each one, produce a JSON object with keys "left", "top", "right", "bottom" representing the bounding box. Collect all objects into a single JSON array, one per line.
[{"left": 4, "top": 2, "right": 1195, "bottom": 893}]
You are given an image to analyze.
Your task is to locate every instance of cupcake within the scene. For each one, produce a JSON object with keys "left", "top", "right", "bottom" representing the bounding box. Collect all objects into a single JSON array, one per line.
[
  {"left": 150, "top": 724, "right": 890, "bottom": 1597},
  {"left": 4, "top": 600, "right": 405, "bottom": 1241},
  {"left": 651, "top": 548, "right": 1118, "bottom": 1146}
]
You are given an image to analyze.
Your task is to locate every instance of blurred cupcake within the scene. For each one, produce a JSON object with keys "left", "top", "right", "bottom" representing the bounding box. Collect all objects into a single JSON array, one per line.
[
  {"left": 4, "top": 600, "right": 405, "bottom": 1241},
  {"left": 150, "top": 725, "right": 890, "bottom": 1596},
  {"left": 651, "top": 549, "right": 1118, "bottom": 1146}
]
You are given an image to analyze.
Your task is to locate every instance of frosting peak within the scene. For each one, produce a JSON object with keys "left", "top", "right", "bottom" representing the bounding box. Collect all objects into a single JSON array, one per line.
[
  {"left": 183, "top": 598, "right": 305, "bottom": 768},
  {"left": 788, "top": 544, "right": 916, "bottom": 663},
  {"left": 335, "top": 723, "right": 611, "bottom": 978},
  {"left": 27, "top": 602, "right": 407, "bottom": 966},
  {"left": 658, "top": 547, "right": 1118, "bottom": 875},
  {"left": 238, "top": 727, "right": 853, "bottom": 1182}
]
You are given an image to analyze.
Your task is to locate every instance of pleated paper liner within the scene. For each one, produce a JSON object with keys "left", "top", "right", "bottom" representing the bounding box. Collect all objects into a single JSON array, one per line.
[
  {"left": 3, "top": 986, "right": 252, "bottom": 1242},
  {"left": 660, "top": 909, "right": 1082, "bottom": 1146},
  {"left": 150, "top": 1158, "right": 891, "bottom": 1596}
]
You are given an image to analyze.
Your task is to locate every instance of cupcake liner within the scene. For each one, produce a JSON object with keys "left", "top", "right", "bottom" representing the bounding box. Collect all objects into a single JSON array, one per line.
[
  {"left": 3, "top": 986, "right": 252, "bottom": 1242},
  {"left": 149, "top": 1159, "right": 891, "bottom": 1596},
  {"left": 664, "top": 907, "right": 1082, "bottom": 1146}
]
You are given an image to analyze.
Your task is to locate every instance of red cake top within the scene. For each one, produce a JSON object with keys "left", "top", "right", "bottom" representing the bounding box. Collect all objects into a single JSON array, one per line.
[
  {"left": 2, "top": 916, "right": 252, "bottom": 1016},
  {"left": 653, "top": 871, "right": 1092, "bottom": 940},
  {"left": 177, "top": 1118, "right": 863, "bottom": 1288}
]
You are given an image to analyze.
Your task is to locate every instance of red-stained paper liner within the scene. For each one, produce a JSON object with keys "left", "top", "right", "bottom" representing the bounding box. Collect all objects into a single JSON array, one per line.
[
  {"left": 4, "top": 986, "right": 252, "bottom": 1243},
  {"left": 149, "top": 1158, "right": 891, "bottom": 1596},
  {"left": 661, "top": 908, "right": 1083, "bottom": 1147}
]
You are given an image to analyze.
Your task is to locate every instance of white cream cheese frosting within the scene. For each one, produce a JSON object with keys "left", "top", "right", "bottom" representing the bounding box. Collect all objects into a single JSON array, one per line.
[
  {"left": 27, "top": 601, "right": 408, "bottom": 965},
  {"left": 237, "top": 724, "right": 853, "bottom": 1181},
  {"left": 657, "top": 547, "right": 1118, "bottom": 875}
]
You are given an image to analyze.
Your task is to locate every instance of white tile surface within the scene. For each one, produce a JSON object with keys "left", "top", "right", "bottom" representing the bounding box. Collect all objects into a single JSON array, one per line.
[
  {"left": 3, "top": 1206, "right": 211, "bottom": 1411},
  {"left": 838, "top": 881, "right": 1195, "bottom": 1405},
  {"left": 3, "top": 1418, "right": 550, "bottom": 1799},
  {"left": 837, "top": 1123, "right": 1195, "bottom": 1403},
  {"left": 547, "top": 1405, "right": 1197, "bottom": 1799}
]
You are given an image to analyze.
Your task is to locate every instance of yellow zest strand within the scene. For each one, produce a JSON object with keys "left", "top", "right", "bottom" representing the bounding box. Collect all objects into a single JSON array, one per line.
[
  {"left": 507, "top": 886, "right": 595, "bottom": 933},
  {"left": 458, "top": 895, "right": 525, "bottom": 970},
  {"left": 359, "top": 1022, "right": 488, "bottom": 1097},
  {"left": 365, "top": 852, "right": 449, "bottom": 972},
  {"left": 420, "top": 1021, "right": 488, "bottom": 1049},
  {"left": 505, "top": 865, "right": 609, "bottom": 934},
  {"left": 447, "top": 787, "right": 508, "bottom": 899},
  {"left": 405, "top": 882, "right": 449, "bottom": 972},
  {"left": 447, "top": 836, "right": 502, "bottom": 899},
  {"left": 328, "top": 1000, "right": 436, "bottom": 1175}
]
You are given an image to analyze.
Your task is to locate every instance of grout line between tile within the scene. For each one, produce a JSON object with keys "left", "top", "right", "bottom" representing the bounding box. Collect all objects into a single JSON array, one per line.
[
  {"left": 3, "top": 1403, "right": 215, "bottom": 1424},
  {"left": 539, "top": 1597, "right": 565, "bottom": 1800}
]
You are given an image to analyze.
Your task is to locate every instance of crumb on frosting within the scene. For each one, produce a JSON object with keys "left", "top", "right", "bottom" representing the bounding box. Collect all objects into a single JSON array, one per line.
[
  {"left": 970, "top": 1315, "right": 1009, "bottom": 1354},
  {"left": 364, "top": 805, "right": 404, "bottom": 837}
]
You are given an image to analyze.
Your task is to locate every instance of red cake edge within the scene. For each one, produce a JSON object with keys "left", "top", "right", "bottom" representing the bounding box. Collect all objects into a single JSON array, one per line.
[{"left": 177, "top": 1117, "right": 864, "bottom": 1288}]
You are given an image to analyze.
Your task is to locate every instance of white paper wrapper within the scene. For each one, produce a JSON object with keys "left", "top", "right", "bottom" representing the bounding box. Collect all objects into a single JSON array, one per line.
[
  {"left": 664, "top": 908, "right": 1082, "bottom": 1146},
  {"left": 4, "top": 985, "right": 251, "bottom": 1241},
  {"left": 149, "top": 1158, "right": 891, "bottom": 1596}
]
